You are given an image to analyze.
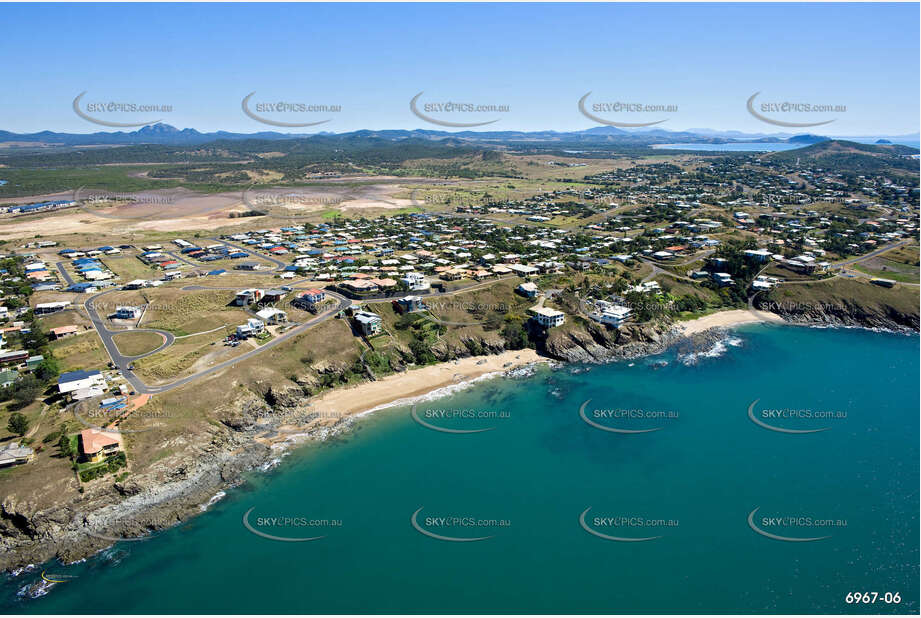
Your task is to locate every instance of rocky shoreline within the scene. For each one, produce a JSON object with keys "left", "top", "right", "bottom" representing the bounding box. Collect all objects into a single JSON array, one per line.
[
  {"left": 2, "top": 309, "right": 917, "bottom": 575},
  {"left": 755, "top": 297, "right": 920, "bottom": 333}
]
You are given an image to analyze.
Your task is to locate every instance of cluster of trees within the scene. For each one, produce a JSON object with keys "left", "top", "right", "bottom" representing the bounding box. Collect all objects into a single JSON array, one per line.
[
  {"left": 78, "top": 451, "right": 127, "bottom": 482},
  {"left": 1, "top": 319, "right": 61, "bottom": 420}
]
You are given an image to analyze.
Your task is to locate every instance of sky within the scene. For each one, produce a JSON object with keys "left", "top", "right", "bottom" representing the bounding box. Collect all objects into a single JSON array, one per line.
[{"left": 2, "top": 2, "right": 919, "bottom": 135}]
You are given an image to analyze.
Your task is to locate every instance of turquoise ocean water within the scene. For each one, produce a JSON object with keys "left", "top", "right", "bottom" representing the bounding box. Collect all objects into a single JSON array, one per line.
[{"left": 2, "top": 324, "right": 918, "bottom": 614}]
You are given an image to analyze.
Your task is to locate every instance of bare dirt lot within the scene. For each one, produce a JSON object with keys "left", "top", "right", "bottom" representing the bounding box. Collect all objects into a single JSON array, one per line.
[{"left": 0, "top": 179, "right": 447, "bottom": 239}]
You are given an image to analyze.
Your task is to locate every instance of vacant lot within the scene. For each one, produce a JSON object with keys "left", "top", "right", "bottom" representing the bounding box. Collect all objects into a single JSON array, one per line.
[
  {"left": 132, "top": 332, "right": 234, "bottom": 382},
  {"left": 853, "top": 243, "right": 920, "bottom": 283},
  {"left": 139, "top": 289, "right": 248, "bottom": 336},
  {"left": 104, "top": 256, "right": 161, "bottom": 282},
  {"left": 50, "top": 331, "right": 110, "bottom": 372},
  {"left": 113, "top": 331, "right": 167, "bottom": 356}
]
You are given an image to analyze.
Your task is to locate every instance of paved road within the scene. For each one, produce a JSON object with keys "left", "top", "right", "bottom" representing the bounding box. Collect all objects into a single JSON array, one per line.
[
  {"left": 210, "top": 237, "right": 287, "bottom": 269},
  {"left": 83, "top": 290, "right": 177, "bottom": 392},
  {"left": 163, "top": 250, "right": 199, "bottom": 268},
  {"left": 639, "top": 250, "right": 714, "bottom": 283},
  {"left": 832, "top": 239, "right": 912, "bottom": 268},
  {"left": 81, "top": 273, "right": 523, "bottom": 395},
  {"left": 84, "top": 287, "right": 351, "bottom": 394},
  {"left": 55, "top": 261, "right": 75, "bottom": 286}
]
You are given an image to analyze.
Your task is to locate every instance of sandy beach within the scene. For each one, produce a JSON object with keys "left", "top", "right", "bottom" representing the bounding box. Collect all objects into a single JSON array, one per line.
[
  {"left": 263, "top": 309, "right": 785, "bottom": 445},
  {"left": 312, "top": 348, "right": 545, "bottom": 415},
  {"left": 264, "top": 349, "right": 547, "bottom": 444},
  {"left": 677, "top": 308, "right": 785, "bottom": 336}
]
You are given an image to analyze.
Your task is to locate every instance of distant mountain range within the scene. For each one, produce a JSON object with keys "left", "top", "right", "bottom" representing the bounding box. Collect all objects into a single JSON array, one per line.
[{"left": 0, "top": 124, "right": 917, "bottom": 150}]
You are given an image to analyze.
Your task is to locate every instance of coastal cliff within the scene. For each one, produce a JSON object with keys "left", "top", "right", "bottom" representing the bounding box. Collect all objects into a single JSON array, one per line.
[
  {"left": 755, "top": 279, "right": 920, "bottom": 332},
  {"left": 0, "top": 307, "right": 915, "bottom": 573}
]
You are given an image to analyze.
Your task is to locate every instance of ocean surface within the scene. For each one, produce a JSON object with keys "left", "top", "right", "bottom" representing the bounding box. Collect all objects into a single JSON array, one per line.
[
  {"left": 3, "top": 324, "right": 918, "bottom": 614},
  {"left": 654, "top": 138, "right": 920, "bottom": 152},
  {"left": 654, "top": 143, "right": 804, "bottom": 152}
]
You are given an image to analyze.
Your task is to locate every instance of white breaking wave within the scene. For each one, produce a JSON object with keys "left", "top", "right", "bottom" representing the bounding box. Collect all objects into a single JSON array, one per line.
[
  {"left": 199, "top": 491, "right": 226, "bottom": 512},
  {"left": 677, "top": 336, "right": 743, "bottom": 366}
]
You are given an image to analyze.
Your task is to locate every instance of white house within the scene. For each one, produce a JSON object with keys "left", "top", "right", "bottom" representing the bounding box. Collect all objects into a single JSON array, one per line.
[
  {"left": 589, "top": 302, "right": 632, "bottom": 328},
  {"left": 532, "top": 307, "right": 565, "bottom": 328},
  {"left": 58, "top": 370, "right": 107, "bottom": 399},
  {"left": 255, "top": 307, "right": 288, "bottom": 324},
  {"left": 354, "top": 311, "right": 383, "bottom": 336},
  {"left": 0, "top": 442, "right": 34, "bottom": 467},
  {"left": 236, "top": 318, "right": 265, "bottom": 338},
  {"left": 517, "top": 282, "right": 540, "bottom": 299},
  {"left": 400, "top": 272, "right": 430, "bottom": 291}
]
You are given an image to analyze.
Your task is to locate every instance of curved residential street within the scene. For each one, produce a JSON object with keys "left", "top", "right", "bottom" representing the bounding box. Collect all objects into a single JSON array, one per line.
[{"left": 79, "top": 273, "right": 522, "bottom": 395}]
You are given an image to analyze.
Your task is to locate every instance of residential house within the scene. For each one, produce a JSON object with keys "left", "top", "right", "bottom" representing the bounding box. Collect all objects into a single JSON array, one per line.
[
  {"left": 236, "top": 318, "right": 265, "bottom": 338},
  {"left": 354, "top": 311, "right": 383, "bottom": 336},
  {"left": 517, "top": 282, "right": 540, "bottom": 299},
  {"left": 589, "top": 302, "right": 632, "bottom": 328},
  {"left": 0, "top": 442, "right": 34, "bottom": 467},
  {"left": 0, "top": 369, "right": 18, "bottom": 388},
  {"left": 34, "top": 301, "right": 69, "bottom": 315},
  {"left": 114, "top": 306, "right": 142, "bottom": 320},
  {"left": 255, "top": 307, "right": 288, "bottom": 324},
  {"left": 0, "top": 350, "right": 28, "bottom": 366},
  {"left": 79, "top": 429, "right": 123, "bottom": 463},
  {"left": 395, "top": 296, "right": 425, "bottom": 313},
  {"left": 235, "top": 289, "right": 264, "bottom": 306},
  {"left": 531, "top": 307, "right": 565, "bottom": 328},
  {"left": 262, "top": 289, "right": 287, "bottom": 304},
  {"left": 401, "top": 271, "right": 430, "bottom": 291},
  {"left": 295, "top": 289, "right": 326, "bottom": 310},
  {"left": 58, "top": 370, "right": 107, "bottom": 400},
  {"left": 744, "top": 249, "right": 773, "bottom": 263},
  {"left": 50, "top": 325, "right": 79, "bottom": 340}
]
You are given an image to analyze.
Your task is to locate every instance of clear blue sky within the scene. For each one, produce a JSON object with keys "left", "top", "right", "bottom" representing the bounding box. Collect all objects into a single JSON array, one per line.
[{"left": 3, "top": 3, "right": 918, "bottom": 135}]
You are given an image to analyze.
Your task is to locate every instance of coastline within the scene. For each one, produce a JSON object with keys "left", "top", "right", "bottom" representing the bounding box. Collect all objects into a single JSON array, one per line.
[
  {"left": 6, "top": 308, "right": 911, "bottom": 574},
  {"left": 262, "top": 348, "right": 547, "bottom": 447},
  {"left": 265, "top": 309, "right": 784, "bottom": 447},
  {"left": 676, "top": 308, "right": 785, "bottom": 336}
]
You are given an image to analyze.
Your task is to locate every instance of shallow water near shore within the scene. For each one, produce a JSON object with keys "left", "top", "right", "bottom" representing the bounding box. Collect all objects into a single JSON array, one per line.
[{"left": 3, "top": 324, "right": 918, "bottom": 613}]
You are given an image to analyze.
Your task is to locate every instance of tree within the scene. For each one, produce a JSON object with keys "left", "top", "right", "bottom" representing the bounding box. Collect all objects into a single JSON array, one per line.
[
  {"left": 501, "top": 320, "right": 529, "bottom": 350},
  {"left": 409, "top": 337, "right": 436, "bottom": 365},
  {"left": 58, "top": 433, "right": 73, "bottom": 457},
  {"left": 35, "top": 358, "right": 60, "bottom": 383},
  {"left": 7, "top": 412, "right": 29, "bottom": 436},
  {"left": 10, "top": 375, "right": 42, "bottom": 407}
]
